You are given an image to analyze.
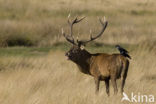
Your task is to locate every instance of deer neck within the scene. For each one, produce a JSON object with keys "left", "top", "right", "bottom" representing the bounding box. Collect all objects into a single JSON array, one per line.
[{"left": 75, "top": 50, "right": 92, "bottom": 75}]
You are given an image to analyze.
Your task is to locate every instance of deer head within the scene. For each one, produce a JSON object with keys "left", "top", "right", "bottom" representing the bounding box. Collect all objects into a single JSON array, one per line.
[{"left": 62, "top": 15, "right": 108, "bottom": 62}]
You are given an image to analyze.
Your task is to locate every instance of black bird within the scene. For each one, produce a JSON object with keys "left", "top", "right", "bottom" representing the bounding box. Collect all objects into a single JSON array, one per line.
[{"left": 115, "top": 45, "right": 131, "bottom": 59}]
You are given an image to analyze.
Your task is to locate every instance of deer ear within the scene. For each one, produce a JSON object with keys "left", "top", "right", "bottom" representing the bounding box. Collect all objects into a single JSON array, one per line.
[{"left": 80, "top": 45, "right": 85, "bottom": 50}]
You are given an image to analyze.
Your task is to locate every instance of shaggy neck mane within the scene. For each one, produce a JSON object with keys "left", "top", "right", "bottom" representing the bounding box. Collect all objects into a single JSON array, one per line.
[{"left": 74, "top": 49, "right": 92, "bottom": 75}]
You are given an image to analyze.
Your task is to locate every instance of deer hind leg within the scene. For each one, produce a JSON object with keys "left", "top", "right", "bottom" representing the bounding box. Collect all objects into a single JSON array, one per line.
[
  {"left": 111, "top": 78, "right": 118, "bottom": 95},
  {"left": 94, "top": 77, "right": 100, "bottom": 94},
  {"left": 104, "top": 79, "right": 110, "bottom": 96},
  {"left": 121, "top": 77, "right": 126, "bottom": 94},
  {"left": 121, "top": 60, "right": 129, "bottom": 94},
  {"left": 121, "top": 68, "right": 128, "bottom": 94}
]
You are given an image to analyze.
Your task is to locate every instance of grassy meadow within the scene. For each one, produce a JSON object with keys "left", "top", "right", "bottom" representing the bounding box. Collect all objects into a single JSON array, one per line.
[{"left": 0, "top": 0, "right": 156, "bottom": 104}]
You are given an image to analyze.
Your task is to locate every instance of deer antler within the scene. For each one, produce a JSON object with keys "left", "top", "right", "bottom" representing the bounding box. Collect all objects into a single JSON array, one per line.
[
  {"left": 62, "top": 28, "right": 76, "bottom": 45},
  {"left": 80, "top": 17, "right": 108, "bottom": 45},
  {"left": 63, "top": 16, "right": 108, "bottom": 46},
  {"left": 62, "top": 14, "right": 85, "bottom": 45}
]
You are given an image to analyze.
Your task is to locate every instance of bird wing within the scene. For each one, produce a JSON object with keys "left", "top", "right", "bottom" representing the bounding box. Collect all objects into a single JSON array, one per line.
[{"left": 120, "top": 47, "right": 129, "bottom": 53}]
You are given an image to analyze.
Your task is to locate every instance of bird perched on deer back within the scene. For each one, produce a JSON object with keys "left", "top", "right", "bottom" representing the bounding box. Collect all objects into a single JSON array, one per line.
[{"left": 115, "top": 45, "right": 131, "bottom": 59}]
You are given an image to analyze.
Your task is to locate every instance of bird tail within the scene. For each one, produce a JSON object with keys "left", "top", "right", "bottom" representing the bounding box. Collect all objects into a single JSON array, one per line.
[
  {"left": 125, "top": 53, "right": 131, "bottom": 59},
  {"left": 123, "top": 53, "right": 131, "bottom": 59}
]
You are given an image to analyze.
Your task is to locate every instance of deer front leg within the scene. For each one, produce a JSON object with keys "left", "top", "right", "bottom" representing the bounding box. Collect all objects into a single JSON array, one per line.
[
  {"left": 94, "top": 77, "right": 100, "bottom": 94},
  {"left": 104, "top": 79, "right": 110, "bottom": 96}
]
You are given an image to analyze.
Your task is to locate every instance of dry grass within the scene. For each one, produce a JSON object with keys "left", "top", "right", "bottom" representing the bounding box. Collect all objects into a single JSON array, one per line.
[
  {"left": 0, "top": 47, "right": 156, "bottom": 104},
  {"left": 0, "top": 0, "right": 156, "bottom": 104}
]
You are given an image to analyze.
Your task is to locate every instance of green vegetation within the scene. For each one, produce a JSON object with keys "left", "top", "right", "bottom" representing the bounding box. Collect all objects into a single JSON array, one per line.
[
  {"left": 0, "top": 47, "right": 50, "bottom": 57},
  {"left": 0, "top": 41, "right": 138, "bottom": 57}
]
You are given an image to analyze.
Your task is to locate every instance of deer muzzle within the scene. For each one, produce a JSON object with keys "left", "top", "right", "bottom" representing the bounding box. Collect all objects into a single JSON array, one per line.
[{"left": 65, "top": 52, "right": 71, "bottom": 60}]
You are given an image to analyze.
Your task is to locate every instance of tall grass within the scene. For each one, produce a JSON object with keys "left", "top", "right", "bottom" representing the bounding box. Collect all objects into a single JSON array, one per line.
[{"left": 0, "top": 45, "right": 155, "bottom": 104}]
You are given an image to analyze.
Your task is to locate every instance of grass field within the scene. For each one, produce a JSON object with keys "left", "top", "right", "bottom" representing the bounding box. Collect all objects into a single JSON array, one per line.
[{"left": 0, "top": 0, "right": 156, "bottom": 104}]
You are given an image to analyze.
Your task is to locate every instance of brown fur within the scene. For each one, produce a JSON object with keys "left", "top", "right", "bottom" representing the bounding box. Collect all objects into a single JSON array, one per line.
[
  {"left": 65, "top": 45, "right": 129, "bottom": 95},
  {"left": 63, "top": 17, "right": 129, "bottom": 95}
]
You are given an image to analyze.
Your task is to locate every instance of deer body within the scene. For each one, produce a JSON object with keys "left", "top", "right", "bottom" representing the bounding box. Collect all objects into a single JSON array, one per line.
[{"left": 62, "top": 16, "right": 130, "bottom": 95}]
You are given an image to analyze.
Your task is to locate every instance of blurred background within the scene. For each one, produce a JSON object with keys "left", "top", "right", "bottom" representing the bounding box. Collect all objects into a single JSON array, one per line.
[
  {"left": 0, "top": 0, "right": 155, "bottom": 104},
  {"left": 0, "top": 0, "right": 156, "bottom": 47}
]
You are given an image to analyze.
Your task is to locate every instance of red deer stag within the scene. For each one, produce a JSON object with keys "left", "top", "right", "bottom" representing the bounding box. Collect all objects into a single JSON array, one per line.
[{"left": 62, "top": 16, "right": 129, "bottom": 96}]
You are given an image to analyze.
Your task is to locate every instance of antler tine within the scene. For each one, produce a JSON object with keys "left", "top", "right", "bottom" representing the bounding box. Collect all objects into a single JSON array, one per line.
[
  {"left": 74, "top": 16, "right": 86, "bottom": 23},
  {"left": 99, "top": 16, "right": 106, "bottom": 26},
  {"left": 67, "top": 14, "right": 71, "bottom": 25},
  {"left": 67, "top": 15, "right": 86, "bottom": 44},
  {"left": 89, "top": 29, "right": 93, "bottom": 39},
  {"left": 62, "top": 28, "right": 76, "bottom": 45},
  {"left": 81, "top": 17, "right": 108, "bottom": 44},
  {"left": 63, "top": 15, "right": 86, "bottom": 45},
  {"left": 69, "top": 16, "right": 86, "bottom": 36}
]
